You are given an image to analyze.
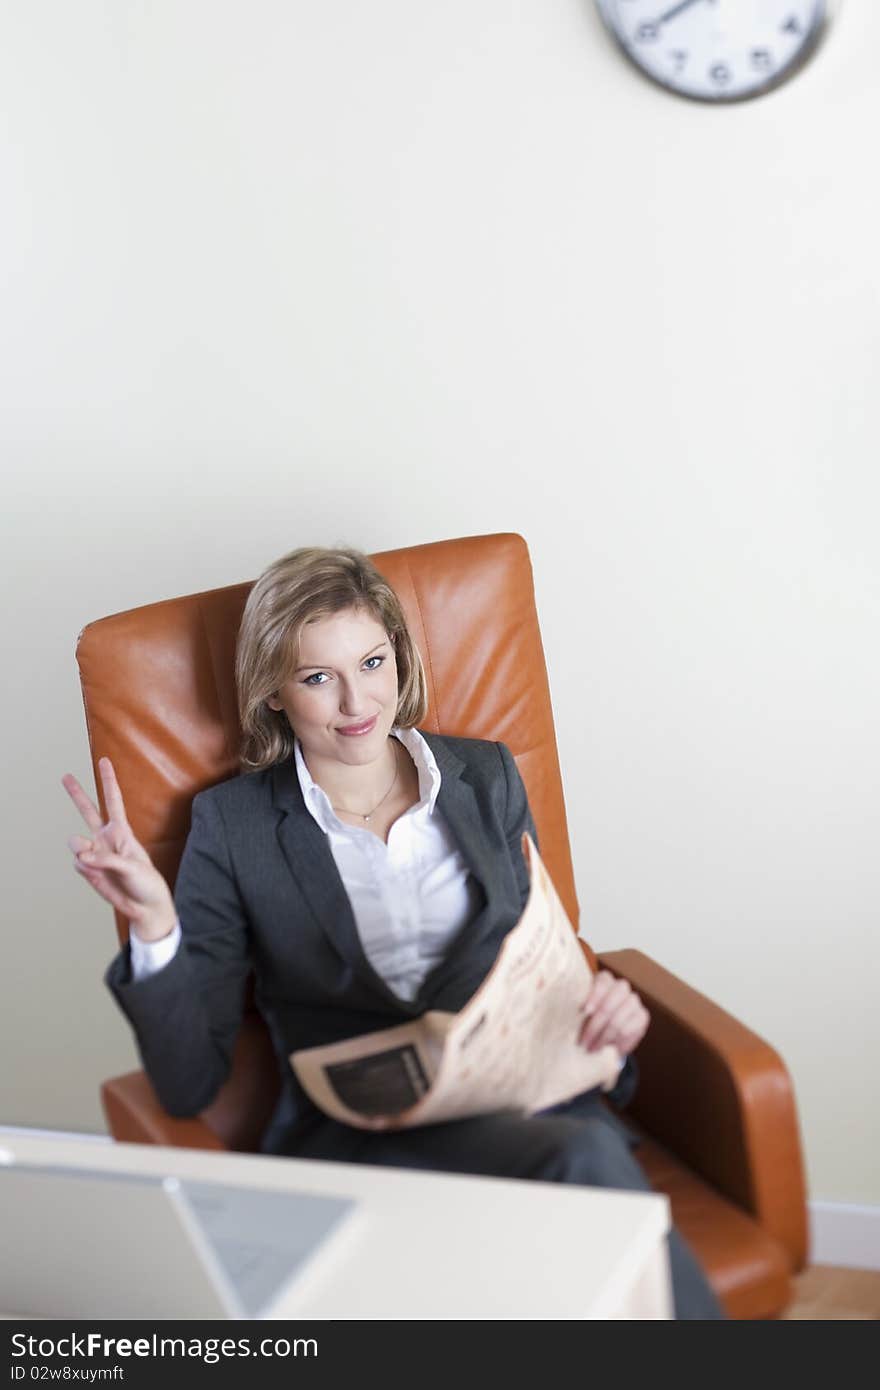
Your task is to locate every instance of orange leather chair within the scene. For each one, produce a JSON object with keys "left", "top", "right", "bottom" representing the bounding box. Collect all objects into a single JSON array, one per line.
[{"left": 75, "top": 532, "right": 808, "bottom": 1319}]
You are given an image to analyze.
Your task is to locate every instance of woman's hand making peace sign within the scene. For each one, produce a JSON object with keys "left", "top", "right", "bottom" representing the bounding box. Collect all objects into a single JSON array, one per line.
[{"left": 62, "top": 757, "right": 176, "bottom": 942}]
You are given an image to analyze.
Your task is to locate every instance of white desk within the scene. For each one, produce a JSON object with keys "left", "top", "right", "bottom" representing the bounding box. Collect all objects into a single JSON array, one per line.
[{"left": 2, "top": 1132, "right": 673, "bottom": 1320}]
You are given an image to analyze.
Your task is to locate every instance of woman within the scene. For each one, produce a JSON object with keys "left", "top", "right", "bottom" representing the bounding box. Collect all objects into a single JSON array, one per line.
[{"left": 63, "top": 545, "right": 723, "bottom": 1319}]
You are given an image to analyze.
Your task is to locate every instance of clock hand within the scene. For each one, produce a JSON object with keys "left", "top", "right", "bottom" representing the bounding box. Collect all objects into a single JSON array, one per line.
[{"left": 657, "top": 0, "right": 714, "bottom": 25}]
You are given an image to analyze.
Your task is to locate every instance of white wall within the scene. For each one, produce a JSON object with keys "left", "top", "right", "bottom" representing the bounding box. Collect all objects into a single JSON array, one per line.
[{"left": 2, "top": 1, "right": 878, "bottom": 1204}]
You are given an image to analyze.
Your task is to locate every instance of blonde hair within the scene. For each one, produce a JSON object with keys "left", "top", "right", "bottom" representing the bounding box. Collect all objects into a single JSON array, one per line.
[{"left": 236, "top": 546, "right": 428, "bottom": 770}]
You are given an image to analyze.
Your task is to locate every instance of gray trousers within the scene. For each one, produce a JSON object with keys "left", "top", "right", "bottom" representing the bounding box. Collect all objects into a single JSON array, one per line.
[{"left": 292, "top": 1088, "right": 726, "bottom": 1320}]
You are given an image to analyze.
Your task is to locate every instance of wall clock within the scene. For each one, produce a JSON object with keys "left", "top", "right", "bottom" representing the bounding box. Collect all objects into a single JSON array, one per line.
[{"left": 594, "top": 0, "right": 837, "bottom": 103}]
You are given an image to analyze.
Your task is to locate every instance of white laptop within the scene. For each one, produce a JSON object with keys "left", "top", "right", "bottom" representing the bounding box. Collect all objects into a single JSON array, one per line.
[{"left": 0, "top": 1150, "right": 360, "bottom": 1320}]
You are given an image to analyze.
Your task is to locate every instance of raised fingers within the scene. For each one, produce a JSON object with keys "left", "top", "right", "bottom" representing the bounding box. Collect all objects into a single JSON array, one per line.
[
  {"left": 61, "top": 773, "right": 104, "bottom": 833},
  {"left": 98, "top": 757, "right": 129, "bottom": 826}
]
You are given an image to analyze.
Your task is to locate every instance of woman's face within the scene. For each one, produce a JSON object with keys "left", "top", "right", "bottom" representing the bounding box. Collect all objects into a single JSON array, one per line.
[{"left": 267, "top": 606, "right": 399, "bottom": 769}]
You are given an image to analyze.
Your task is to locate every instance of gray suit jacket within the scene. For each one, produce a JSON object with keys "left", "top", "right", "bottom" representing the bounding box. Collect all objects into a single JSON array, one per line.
[{"left": 107, "top": 732, "right": 636, "bottom": 1154}]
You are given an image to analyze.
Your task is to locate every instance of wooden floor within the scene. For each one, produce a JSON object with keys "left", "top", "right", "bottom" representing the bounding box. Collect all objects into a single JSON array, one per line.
[{"left": 782, "top": 1265, "right": 880, "bottom": 1319}]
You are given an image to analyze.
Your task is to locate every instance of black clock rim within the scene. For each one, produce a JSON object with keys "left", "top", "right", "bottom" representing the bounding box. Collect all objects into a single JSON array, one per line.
[{"left": 594, "top": 1, "right": 832, "bottom": 106}]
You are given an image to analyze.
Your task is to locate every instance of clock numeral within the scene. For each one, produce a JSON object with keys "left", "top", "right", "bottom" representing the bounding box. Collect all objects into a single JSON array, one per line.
[
  {"left": 751, "top": 48, "right": 773, "bottom": 71},
  {"left": 782, "top": 16, "right": 802, "bottom": 35},
  {"left": 636, "top": 21, "right": 660, "bottom": 43},
  {"left": 670, "top": 49, "right": 688, "bottom": 74},
  {"left": 709, "top": 62, "right": 732, "bottom": 86}
]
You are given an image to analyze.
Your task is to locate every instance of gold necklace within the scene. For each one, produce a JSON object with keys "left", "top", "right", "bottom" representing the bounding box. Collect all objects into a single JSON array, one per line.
[{"left": 330, "top": 740, "right": 400, "bottom": 823}]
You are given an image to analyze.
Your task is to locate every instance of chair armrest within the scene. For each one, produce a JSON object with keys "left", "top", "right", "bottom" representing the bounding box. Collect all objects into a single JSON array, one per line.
[
  {"left": 101, "top": 1072, "right": 226, "bottom": 1151},
  {"left": 597, "top": 949, "right": 808, "bottom": 1270}
]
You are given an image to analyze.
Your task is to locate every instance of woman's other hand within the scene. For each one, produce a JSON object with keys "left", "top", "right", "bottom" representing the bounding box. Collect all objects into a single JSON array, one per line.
[
  {"left": 62, "top": 757, "right": 176, "bottom": 942},
  {"left": 579, "top": 970, "right": 650, "bottom": 1056}
]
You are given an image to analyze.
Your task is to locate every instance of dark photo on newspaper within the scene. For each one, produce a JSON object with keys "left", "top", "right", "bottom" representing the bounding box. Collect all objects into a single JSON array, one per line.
[{"left": 325, "top": 1045, "right": 432, "bottom": 1116}]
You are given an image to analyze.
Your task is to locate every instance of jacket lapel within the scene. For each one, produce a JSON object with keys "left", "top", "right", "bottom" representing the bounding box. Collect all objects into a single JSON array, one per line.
[
  {"left": 270, "top": 756, "right": 419, "bottom": 1013},
  {"left": 414, "top": 733, "right": 500, "bottom": 1000},
  {"left": 420, "top": 733, "right": 496, "bottom": 900}
]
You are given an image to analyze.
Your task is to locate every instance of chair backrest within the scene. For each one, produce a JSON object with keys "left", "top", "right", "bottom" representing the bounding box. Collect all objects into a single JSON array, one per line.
[{"left": 77, "top": 532, "right": 589, "bottom": 1147}]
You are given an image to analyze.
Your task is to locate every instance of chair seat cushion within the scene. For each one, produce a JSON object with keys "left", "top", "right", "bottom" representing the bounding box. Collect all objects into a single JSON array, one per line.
[{"left": 636, "top": 1132, "right": 793, "bottom": 1319}]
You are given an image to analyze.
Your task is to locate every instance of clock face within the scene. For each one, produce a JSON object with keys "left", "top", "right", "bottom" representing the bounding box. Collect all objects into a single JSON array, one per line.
[{"left": 595, "top": 0, "right": 830, "bottom": 103}]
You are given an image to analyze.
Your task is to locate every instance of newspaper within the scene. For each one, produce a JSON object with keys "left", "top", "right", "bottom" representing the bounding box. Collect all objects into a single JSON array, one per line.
[{"left": 290, "top": 834, "right": 621, "bottom": 1130}]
